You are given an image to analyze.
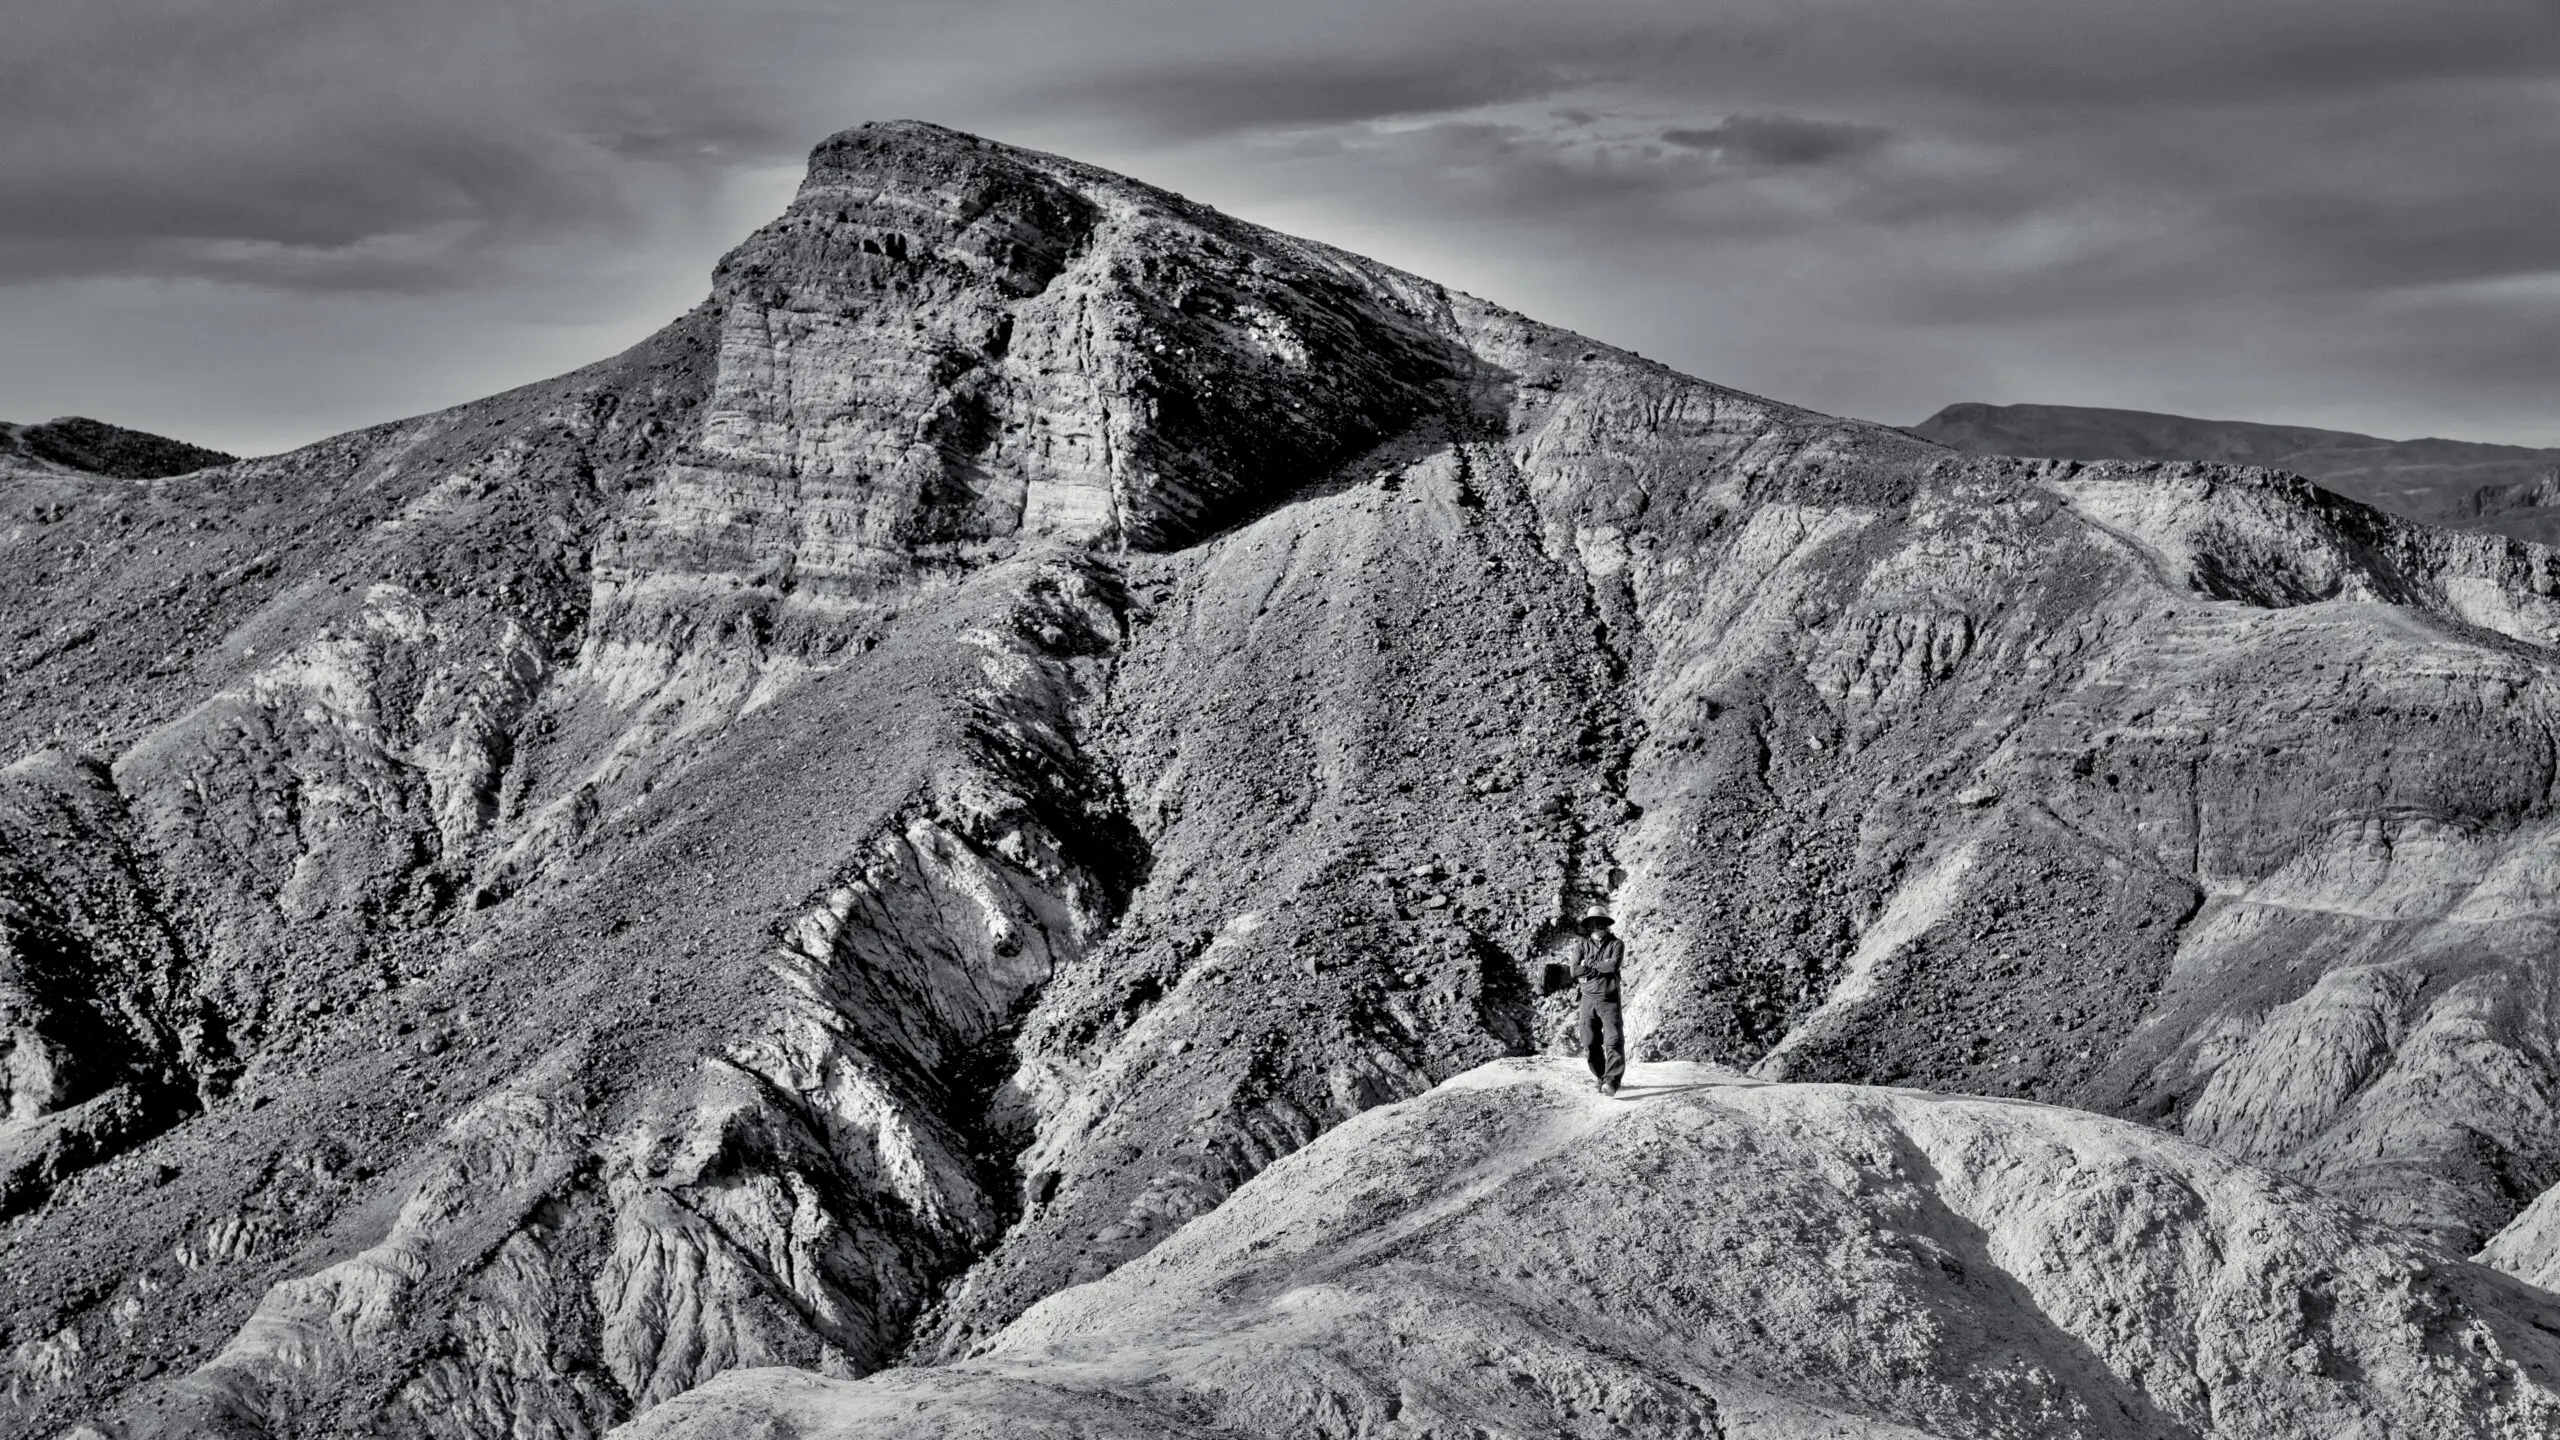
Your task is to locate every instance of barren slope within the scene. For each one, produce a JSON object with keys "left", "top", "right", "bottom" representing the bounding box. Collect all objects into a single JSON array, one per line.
[
  {"left": 629, "top": 1059, "right": 2560, "bottom": 1440},
  {"left": 10, "top": 121, "right": 2560, "bottom": 1439}
]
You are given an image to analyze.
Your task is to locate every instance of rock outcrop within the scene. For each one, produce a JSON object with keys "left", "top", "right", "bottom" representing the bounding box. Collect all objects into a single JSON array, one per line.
[
  {"left": 0, "top": 753, "right": 203, "bottom": 1220},
  {"left": 2483, "top": 1185, "right": 2560, "bottom": 1294},
  {"left": 10, "top": 121, "right": 2560, "bottom": 1439},
  {"left": 628, "top": 1059, "right": 2560, "bottom": 1440},
  {"left": 1914, "top": 401, "right": 2560, "bottom": 543}
]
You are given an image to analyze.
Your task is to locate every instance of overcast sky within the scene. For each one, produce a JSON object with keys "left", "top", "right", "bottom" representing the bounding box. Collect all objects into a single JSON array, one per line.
[{"left": 5, "top": 0, "right": 2557, "bottom": 456}]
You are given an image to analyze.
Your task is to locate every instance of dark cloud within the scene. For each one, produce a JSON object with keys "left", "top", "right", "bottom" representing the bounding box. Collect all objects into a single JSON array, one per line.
[
  {"left": 1660, "top": 114, "right": 1888, "bottom": 166},
  {"left": 1593, "top": 0, "right": 2560, "bottom": 109},
  {"left": 1346, "top": 121, "right": 1700, "bottom": 210},
  {"left": 0, "top": 0, "right": 827, "bottom": 290},
  {"left": 1040, "top": 53, "right": 1575, "bottom": 136}
]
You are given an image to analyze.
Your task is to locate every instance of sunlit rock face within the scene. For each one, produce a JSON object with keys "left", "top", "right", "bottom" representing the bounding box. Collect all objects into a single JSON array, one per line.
[
  {"left": 2484, "top": 1183, "right": 2560, "bottom": 1293},
  {"left": 12, "top": 120, "right": 2560, "bottom": 1440}
]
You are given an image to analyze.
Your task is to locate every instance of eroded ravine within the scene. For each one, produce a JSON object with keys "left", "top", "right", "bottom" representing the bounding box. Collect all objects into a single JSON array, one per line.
[{"left": 910, "top": 425, "right": 1648, "bottom": 1357}]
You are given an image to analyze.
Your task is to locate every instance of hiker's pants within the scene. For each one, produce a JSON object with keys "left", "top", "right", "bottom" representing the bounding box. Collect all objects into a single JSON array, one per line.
[{"left": 1579, "top": 989, "right": 1626, "bottom": 1087}]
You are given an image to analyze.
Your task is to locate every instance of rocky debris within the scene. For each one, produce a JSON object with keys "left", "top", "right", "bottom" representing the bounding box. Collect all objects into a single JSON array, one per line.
[
  {"left": 625, "top": 1059, "right": 2560, "bottom": 1440},
  {"left": 0, "top": 308, "right": 718, "bottom": 764},
  {"left": 1915, "top": 401, "right": 2560, "bottom": 544},
  {"left": 1725, "top": 457, "right": 2560, "bottom": 1248},
  {"left": 12, "top": 119, "right": 2560, "bottom": 1439},
  {"left": 0, "top": 418, "right": 234, "bottom": 482},
  {"left": 0, "top": 751, "right": 206, "bottom": 1218}
]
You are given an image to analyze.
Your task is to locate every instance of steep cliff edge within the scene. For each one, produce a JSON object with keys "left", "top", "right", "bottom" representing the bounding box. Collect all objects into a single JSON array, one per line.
[
  {"left": 627, "top": 1059, "right": 2560, "bottom": 1440},
  {"left": 13, "top": 121, "right": 2560, "bottom": 1439}
]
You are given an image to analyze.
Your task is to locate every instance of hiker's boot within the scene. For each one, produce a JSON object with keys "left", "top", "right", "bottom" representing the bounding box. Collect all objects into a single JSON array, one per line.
[{"left": 1603, "top": 1081, "right": 1620, "bottom": 1098}]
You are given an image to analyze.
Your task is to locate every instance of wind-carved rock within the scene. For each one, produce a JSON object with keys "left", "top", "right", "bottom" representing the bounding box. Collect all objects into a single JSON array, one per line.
[{"left": 47, "top": 553, "right": 1140, "bottom": 1438}]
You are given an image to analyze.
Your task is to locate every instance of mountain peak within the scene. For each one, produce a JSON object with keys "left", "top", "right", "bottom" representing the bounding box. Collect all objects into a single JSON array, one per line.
[
  {"left": 657, "top": 116, "right": 1471, "bottom": 612},
  {"left": 23, "top": 122, "right": 2560, "bottom": 1440}
]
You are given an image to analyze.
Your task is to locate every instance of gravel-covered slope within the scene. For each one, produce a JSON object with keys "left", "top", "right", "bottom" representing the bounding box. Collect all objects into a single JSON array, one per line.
[
  {"left": 932, "top": 291, "right": 2560, "bottom": 1363},
  {"left": 627, "top": 1058, "right": 2560, "bottom": 1440},
  {"left": 0, "top": 121, "right": 1529, "bottom": 1438}
]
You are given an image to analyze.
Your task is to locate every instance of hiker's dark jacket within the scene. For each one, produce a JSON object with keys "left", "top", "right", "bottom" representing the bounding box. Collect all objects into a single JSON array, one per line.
[
  {"left": 1573, "top": 930, "right": 1629, "bottom": 1089},
  {"left": 1573, "top": 932, "right": 1624, "bottom": 999}
]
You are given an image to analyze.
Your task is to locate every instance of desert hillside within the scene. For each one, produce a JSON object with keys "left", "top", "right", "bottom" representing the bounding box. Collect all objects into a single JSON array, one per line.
[
  {"left": 1915, "top": 401, "right": 2560, "bottom": 543},
  {"left": 9, "top": 121, "right": 2560, "bottom": 1440}
]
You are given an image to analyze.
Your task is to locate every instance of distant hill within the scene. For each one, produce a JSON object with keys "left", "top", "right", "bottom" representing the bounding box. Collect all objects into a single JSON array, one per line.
[
  {"left": 1915, "top": 401, "right": 2560, "bottom": 543},
  {"left": 0, "top": 415, "right": 234, "bottom": 479}
]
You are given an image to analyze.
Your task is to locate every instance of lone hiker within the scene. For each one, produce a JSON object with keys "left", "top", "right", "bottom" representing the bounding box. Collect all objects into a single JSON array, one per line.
[{"left": 1573, "top": 912, "right": 1627, "bottom": 1096}]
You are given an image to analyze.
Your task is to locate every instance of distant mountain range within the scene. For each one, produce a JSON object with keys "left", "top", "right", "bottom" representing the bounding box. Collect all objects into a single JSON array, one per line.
[
  {"left": 0, "top": 416, "right": 234, "bottom": 480},
  {"left": 1915, "top": 401, "right": 2560, "bottom": 544}
]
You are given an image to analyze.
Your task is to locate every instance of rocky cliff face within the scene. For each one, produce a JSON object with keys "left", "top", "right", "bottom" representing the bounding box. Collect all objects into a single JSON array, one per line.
[
  {"left": 631, "top": 1060, "right": 2560, "bottom": 1440},
  {"left": 10, "top": 121, "right": 2560, "bottom": 1439},
  {"left": 1914, "top": 401, "right": 2560, "bottom": 543}
]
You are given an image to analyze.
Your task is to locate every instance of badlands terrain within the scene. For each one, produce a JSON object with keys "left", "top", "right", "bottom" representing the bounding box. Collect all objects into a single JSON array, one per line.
[{"left": 7, "top": 121, "right": 2560, "bottom": 1438}]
